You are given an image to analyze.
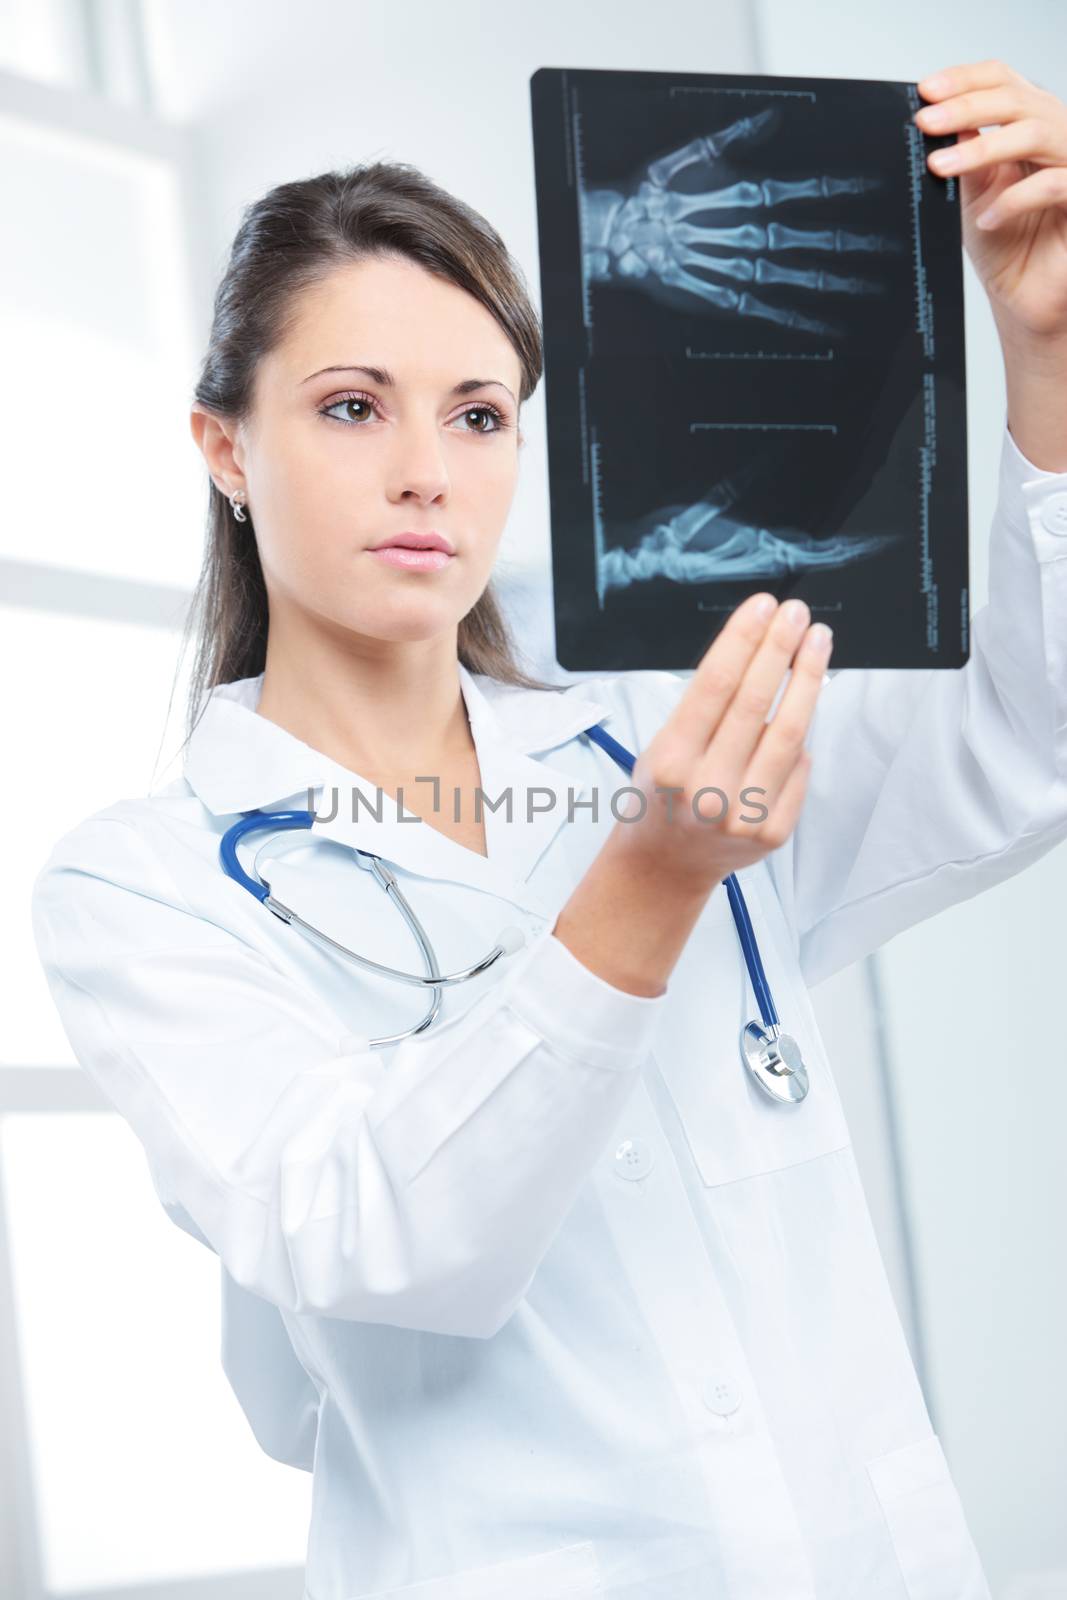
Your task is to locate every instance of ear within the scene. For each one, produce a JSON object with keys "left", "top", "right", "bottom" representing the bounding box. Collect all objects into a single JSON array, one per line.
[{"left": 191, "top": 405, "right": 246, "bottom": 498}]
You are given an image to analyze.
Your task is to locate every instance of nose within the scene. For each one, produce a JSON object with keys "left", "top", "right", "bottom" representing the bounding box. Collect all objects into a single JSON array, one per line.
[{"left": 388, "top": 420, "right": 450, "bottom": 505}]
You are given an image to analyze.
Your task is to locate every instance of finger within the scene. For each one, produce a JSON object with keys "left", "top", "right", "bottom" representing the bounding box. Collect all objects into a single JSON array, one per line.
[
  {"left": 721, "top": 746, "right": 813, "bottom": 852},
  {"left": 739, "top": 625, "right": 833, "bottom": 816},
  {"left": 667, "top": 593, "right": 780, "bottom": 759},
  {"left": 702, "top": 599, "right": 815, "bottom": 782},
  {"left": 976, "top": 164, "right": 1067, "bottom": 228},
  {"left": 755, "top": 746, "right": 813, "bottom": 850},
  {"left": 917, "top": 59, "right": 1026, "bottom": 104},
  {"left": 927, "top": 118, "right": 1060, "bottom": 180},
  {"left": 914, "top": 84, "right": 1034, "bottom": 136}
]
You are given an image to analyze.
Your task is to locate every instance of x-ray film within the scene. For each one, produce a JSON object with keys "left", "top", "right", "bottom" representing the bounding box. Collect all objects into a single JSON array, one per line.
[{"left": 529, "top": 67, "right": 968, "bottom": 671}]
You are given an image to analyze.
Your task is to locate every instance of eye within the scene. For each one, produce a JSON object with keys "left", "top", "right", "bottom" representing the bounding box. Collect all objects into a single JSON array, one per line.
[
  {"left": 318, "top": 391, "right": 510, "bottom": 434},
  {"left": 319, "top": 393, "right": 378, "bottom": 426},
  {"left": 454, "top": 402, "right": 508, "bottom": 434}
]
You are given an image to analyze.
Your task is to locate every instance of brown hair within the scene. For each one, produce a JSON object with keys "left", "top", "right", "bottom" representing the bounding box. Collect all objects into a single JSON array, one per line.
[{"left": 177, "top": 159, "right": 559, "bottom": 750}]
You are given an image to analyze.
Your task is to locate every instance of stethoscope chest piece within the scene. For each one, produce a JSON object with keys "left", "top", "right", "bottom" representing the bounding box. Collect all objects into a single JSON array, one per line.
[{"left": 740, "top": 1022, "right": 811, "bottom": 1104}]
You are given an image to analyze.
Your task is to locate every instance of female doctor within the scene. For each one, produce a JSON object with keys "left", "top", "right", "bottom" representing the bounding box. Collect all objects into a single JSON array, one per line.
[{"left": 31, "top": 58, "right": 1067, "bottom": 1600}]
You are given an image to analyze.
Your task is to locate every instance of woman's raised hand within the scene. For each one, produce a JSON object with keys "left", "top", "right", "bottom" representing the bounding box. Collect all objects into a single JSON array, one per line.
[{"left": 616, "top": 593, "right": 833, "bottom": 892}]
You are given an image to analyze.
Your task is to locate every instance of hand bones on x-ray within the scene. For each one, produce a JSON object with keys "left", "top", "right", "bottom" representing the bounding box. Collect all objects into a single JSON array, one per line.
[
  {"left": 581, "top": 107, "right": 903, "bottom": 337},
  {"left": 600, "top": 453, "right": 903, "bottom": 590}
]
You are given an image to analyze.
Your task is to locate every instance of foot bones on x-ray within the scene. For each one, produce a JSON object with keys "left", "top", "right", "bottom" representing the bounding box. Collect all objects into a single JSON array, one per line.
[
  {"left": 581, "top": 107, "right": 904, "bottom": 337},
  {"left": 600, "top": 457, "right": 904, "bottom": 590}
]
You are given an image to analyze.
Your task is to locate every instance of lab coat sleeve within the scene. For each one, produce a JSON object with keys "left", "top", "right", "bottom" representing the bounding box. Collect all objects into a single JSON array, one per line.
[
  {"left": 765, "top": 419, "right": 1067, "bottom": 988},
  {"left": 31, "top": 817, "right": 665, "bottom": 1340}
]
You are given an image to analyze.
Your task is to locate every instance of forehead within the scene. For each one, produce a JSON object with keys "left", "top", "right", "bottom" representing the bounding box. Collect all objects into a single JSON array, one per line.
[{"left": 270, "top": 254, "right": 522, "bottom": 389}]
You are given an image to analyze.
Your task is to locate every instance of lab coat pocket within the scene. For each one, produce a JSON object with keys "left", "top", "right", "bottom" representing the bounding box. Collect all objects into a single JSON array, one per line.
[
  {"left": 648, "top": 864, "right": 852, "bottom": 1188},
  {"left": 354, "top": 1538, "right": 602, "bottom": 1599},
  {"left": 866, "top": 1434, "right": 991, "bottom": 1599}
]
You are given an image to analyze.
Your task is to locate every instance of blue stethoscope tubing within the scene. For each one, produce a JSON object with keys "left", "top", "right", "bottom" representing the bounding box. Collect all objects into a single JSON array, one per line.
[
  {"left": 581, "top": 723, "right": 808, "bottom": 1105},
  {"left": 218, "top": 721, "right": 810, "bottom": 1103}
]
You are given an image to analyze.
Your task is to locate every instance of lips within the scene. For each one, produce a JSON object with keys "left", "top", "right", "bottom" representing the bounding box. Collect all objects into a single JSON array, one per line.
[
  {"left": 368, "top": 543, "right": 454, "bottom": 572},
  {"left": 370, "top": 532, "right": 455, "bottom": 555}
]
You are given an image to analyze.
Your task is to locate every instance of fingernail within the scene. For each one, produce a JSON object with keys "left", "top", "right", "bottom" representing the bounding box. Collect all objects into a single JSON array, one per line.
[
  {"left": 919, "top": 73, "right": 947, "bottom": 94},
  {"left": 804, "top": 623, "right": 834, "bottom": 657},
  {"left": 976, "top": 207, "right": 1001, "bottom": 230},
  {"left": 754, "top": 594, "right": 777, "bottom": 619}
]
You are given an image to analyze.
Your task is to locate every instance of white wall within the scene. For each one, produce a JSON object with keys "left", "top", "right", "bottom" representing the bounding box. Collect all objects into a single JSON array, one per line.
[{"left": 752, "top": 3, "right": 1067, "bottom": 1594}]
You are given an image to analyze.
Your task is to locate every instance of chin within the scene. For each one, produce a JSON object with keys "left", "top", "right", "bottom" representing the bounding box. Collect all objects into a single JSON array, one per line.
[{"left": 344, "top": 603, "right": 462, "bottom": 642}]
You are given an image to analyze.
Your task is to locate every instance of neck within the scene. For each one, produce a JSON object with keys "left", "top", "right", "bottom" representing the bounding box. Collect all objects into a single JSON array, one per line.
[{"left": 255, "top": 618, "right": 474, "bottom": 781}]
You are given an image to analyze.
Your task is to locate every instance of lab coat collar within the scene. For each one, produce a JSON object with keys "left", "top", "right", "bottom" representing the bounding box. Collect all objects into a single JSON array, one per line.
[{"left": 181, "top": 663, "right": 616, "bottom": 911}]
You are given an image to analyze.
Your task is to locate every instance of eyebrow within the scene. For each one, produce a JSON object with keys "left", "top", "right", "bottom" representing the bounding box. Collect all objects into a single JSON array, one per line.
[{"left": 301, "top": 364, "right": 516, "bottom": 405}]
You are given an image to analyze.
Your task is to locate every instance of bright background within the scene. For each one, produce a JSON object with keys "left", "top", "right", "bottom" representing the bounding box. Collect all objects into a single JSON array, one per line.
[{"left": 1, "top": 1, "right": 1063, "bottom": 1596}]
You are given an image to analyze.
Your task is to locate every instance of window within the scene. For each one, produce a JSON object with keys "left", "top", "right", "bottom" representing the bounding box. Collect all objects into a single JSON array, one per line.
[{"left": 1, "top": 14, "right": 309, "bottom": 1594}]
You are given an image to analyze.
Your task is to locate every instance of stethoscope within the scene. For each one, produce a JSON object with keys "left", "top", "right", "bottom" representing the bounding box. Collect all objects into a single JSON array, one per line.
[{"left": 218, "top": 722, "right": 810, "bottom": 1104}]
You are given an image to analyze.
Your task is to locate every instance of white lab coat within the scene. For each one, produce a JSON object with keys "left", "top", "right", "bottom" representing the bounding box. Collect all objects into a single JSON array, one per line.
[{"left": 31, "top": 420, "right": 1067, "bottom": 1599}]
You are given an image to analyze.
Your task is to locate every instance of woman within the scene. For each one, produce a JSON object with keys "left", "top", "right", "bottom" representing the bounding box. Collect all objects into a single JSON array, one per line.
[{"left": 31, "top": 58, "right": 1067, "bottom": 1600}]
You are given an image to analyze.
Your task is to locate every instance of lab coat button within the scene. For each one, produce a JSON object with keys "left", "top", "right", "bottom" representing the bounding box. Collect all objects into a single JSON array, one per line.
[
  {"left": 702, "top": 1375, "right": 743, "bottom": 1416},
  {"left": 1039, "top": 492, "right": 1067, "bottom": 536},
  {"left": 613, "top": 1137, "right": 654, "bottom": 1180}
]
